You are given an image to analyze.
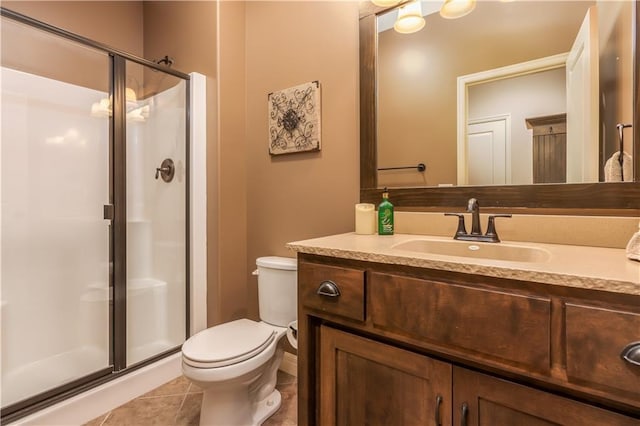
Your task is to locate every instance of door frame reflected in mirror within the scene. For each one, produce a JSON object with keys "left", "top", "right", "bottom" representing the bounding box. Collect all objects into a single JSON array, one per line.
[{"left": 456, "top": 53, "right": 569, "bottom": 186}]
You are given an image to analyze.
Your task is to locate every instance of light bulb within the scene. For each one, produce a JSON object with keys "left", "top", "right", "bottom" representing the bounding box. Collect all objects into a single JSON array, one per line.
[
  {"left": 394, "top": 1, "right": 426, "bottom": 34},
  {"left": 371, "top": 0, "right": 401, "bottom": 7},
  {"left": 125, "top": 87, "right": 137, "bottom": 103},
  {"left": 440, "top": 0, "right": 476, "bottom": 19}
]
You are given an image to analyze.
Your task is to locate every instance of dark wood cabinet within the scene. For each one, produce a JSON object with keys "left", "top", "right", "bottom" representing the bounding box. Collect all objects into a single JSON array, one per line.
[
  {"left": 453, "top": 367, "right": 638, "bottom": 426},
  {"left": 565, "top": 303, "right": 640, "bottom": 406},
  {"left": 319, "top": 326, "right": 451, "bottom": 426},
  {"left": 299, "top": 262, "right": 365, "bottom": 322},
  {"left": 297, "top": 254, "right": 640, "bottom": 425},
  {"left": 369, "top": 272, "right": 551, "bottom": 373}
]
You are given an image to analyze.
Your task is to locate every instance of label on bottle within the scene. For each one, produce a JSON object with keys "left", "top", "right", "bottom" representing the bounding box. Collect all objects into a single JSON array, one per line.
[{"left": 379, "top": 208, "right": 394, "bottom": 235}]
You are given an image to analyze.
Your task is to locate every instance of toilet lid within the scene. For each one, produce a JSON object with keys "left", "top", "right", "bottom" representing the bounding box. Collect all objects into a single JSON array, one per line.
[
  {"left": 182, "top": 319, "right": 276, "bottom": 368},
  {"left": 256, "top": 256, "right": 297, "bottom": 270}
]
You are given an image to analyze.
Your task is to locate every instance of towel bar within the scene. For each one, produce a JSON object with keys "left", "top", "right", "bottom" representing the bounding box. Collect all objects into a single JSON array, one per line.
[{"left": 378, "top": 163, "right": 426, "bottom": 172}]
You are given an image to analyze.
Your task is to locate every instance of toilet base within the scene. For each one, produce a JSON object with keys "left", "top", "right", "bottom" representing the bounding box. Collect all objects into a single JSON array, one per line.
[
  {"left": 198, "top": 387, "right": 281, "bottom": 426},
  {"left": 253, "top": 389, "right": 282, "bottom": 425}
]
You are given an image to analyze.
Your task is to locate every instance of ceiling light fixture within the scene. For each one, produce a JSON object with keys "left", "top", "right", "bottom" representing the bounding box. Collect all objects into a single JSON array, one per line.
[
  {"left": 91, "top": 87, "right": 143, "bottom": 120},
  {"left": 371, "top": 0, "right": 401, "bottom": 7},
  {"left": 440, "top": 0, "right": 476, "bottom": 19},
  {"left": 394, "top": 1, "right": 426, "bottom": 34}
]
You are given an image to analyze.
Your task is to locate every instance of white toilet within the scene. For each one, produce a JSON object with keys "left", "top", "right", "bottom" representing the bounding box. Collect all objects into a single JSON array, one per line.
[{"left": 181, "top": 256, "right": 297, "bottom": 426}]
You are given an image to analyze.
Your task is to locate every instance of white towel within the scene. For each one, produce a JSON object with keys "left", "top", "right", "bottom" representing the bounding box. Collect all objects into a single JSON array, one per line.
[
  {"left": 604, "top": 151, "right": 633, "bottom": 182},
  {"left": 626, "top": 232, "right": 640, "bottom": 261}
]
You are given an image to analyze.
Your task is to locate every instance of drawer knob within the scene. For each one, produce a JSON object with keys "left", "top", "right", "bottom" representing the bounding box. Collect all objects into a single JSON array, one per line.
[
  {"left": 621, "top": 341, "right": 640, "bottom": 366},
  {"left": 316, "top": 280, "right": 341, "bottom": 297}
]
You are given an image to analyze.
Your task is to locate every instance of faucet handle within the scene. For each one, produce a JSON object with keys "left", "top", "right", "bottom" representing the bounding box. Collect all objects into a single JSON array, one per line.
[
  {"left": 444, "top": 213, "right": 467, "bottom": 238},
  {"left": 485, "top": 214, "right": 512, "bottom": 242}
]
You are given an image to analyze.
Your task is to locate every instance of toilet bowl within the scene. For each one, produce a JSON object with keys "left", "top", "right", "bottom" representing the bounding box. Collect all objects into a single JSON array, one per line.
[{"left": 181, "top": 257, "right": 297, "bottom": 426}]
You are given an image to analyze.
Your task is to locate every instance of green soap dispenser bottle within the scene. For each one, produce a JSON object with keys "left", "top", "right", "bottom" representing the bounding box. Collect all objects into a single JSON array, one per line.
[{"left": 378, "top": 188, "right": 394, "bottom": 235}]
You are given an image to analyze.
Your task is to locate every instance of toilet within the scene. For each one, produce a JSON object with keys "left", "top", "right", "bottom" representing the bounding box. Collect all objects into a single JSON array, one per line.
[{"left": 181, "top": 256, "right": 297, "bottom": 426}]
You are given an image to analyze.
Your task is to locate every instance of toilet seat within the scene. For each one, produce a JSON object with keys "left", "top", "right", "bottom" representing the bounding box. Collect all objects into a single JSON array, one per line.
[{"left": 183, "top": 319, "right": 276, "bottom": 368}]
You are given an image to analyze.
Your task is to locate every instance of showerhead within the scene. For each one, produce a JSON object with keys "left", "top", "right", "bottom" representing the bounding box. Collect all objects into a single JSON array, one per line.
[{"left": 155, "top": 55, "right": 174, "bottom": 67}]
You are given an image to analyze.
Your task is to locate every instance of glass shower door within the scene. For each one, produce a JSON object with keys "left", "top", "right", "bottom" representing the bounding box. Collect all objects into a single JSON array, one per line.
[
  {"left": 1, "top": 17, "right": 112, "bottom": 409},
  {"left": 124, "top": 60, "right": 187, "bottom": 365}
]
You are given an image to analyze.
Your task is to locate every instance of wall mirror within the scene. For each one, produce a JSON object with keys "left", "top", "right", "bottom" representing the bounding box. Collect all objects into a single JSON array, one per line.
[{"left": 359, "top": 0, "right": 640, "bottom": 211}]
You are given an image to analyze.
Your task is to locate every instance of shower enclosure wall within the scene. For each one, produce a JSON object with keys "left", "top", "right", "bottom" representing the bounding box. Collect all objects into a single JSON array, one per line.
[{"left": 0, "top": 9, "right": 190, "bottom": 422}]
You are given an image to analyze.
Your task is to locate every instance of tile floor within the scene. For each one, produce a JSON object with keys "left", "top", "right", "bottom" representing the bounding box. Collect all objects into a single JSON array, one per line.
[{"left": 84, "top": 371, "right": 297, "bottom": 426}]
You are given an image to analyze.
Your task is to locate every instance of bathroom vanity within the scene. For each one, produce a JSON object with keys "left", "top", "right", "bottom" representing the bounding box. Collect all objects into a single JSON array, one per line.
[{"left": 288, "top": 234, "right": 640, "bottom": 425}]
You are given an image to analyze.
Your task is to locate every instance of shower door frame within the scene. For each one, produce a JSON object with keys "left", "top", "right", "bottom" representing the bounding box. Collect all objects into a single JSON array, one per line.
[{"left": 0, "top": 8, "right": 191, "bottom": 423}]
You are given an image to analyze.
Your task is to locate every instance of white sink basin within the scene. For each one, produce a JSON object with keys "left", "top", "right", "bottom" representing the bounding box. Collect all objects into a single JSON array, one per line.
[{"left": 392, "top": 239, "right": 551, "bottom": 263}]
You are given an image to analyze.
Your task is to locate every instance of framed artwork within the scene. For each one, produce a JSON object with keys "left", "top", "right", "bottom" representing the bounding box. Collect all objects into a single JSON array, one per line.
[{"left": 268, "top": 81, "right": 321, "bottom": 155}]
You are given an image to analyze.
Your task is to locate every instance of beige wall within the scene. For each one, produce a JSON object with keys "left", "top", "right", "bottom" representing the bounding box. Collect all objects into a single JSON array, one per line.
[
  {"left": 598, "top": 0, "right": 634, "bottom": 154},
  {"left": 1, "top": 1, "right": 143, "bottom": 91},
  {"left": 215, "top": 0, "right": 248, "bottom": 324},
  {"left": 143, "top": 1, "right": 216, "bottom": 75},
  {"left": 244, "top": 1, "right": 360, "bottom": 319},
  {"left": 2, "top": 1, "right": 144, "bottom": 55}
]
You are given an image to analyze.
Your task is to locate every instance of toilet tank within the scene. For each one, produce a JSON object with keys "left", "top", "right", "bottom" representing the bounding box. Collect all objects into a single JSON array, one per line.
[{"left": 255, "top": 256, "right": 297, "bottom": 327}]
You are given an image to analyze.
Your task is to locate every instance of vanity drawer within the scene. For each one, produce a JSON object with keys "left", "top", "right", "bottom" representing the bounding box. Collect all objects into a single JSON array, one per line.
[
  {"left": 565, "top": 303, "right": 640, "bottom": 405},
  {"left": 369, "top": 272, "right": 552, "bottom": 373},
  {"left": 298, "top": 261, "right": 365, "bottom": 322}
]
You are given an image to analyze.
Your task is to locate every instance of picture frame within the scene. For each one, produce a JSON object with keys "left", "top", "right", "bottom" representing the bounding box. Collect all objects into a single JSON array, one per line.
[{"left": 268, "top": 81, "right": 321, "bottom": 155}]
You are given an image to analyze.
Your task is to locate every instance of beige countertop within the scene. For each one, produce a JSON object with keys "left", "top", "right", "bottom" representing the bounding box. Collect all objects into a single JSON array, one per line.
[{"left": 287, "top": 233, "right": 640, "bottom": 296}]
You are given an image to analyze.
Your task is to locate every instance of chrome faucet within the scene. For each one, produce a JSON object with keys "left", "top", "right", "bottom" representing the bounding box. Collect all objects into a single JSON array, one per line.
[{"left": 445, "top": 198, "right": 511, "bottom": 243}]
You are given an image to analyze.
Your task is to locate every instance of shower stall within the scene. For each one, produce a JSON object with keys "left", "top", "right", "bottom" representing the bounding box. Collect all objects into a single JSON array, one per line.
[{"left": 1, "top": 9, "right": 193, "bottom": 422}]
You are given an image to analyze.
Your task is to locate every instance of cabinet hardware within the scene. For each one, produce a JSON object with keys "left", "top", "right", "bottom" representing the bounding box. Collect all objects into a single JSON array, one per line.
[
  {"left": 621, "top": 341, "right": 640, "bottom": 366},
  {"left": 435, "top": 394, "right": 443, "bottom": 426},
  {"left": 461, "top": 402, "right": 469, "bottom": 426},
  {"left": 316, "top": 280, "right": 341, "bottom": 297},
  {"left": 444, "top": 213, "right": 467, "bottom": 238}
]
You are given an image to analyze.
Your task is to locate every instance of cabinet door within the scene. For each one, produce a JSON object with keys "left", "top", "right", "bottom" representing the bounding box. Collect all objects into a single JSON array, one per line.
[
  {"left": 320, "top": 326, "right": 452, "bottom": 426},
  {"left": 453, "top": 367, "right": 638, "bottom": 426}
]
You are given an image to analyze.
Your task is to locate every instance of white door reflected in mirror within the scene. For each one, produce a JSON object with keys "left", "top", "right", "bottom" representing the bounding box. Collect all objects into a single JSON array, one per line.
[{"left": 466, "top": 117, "right": 509, "bottom": 186}]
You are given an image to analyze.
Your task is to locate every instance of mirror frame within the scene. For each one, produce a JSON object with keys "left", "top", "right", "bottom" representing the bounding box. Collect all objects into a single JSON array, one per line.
[{"left": 359, "top": 2, "right": 640, "bottom": 213}]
